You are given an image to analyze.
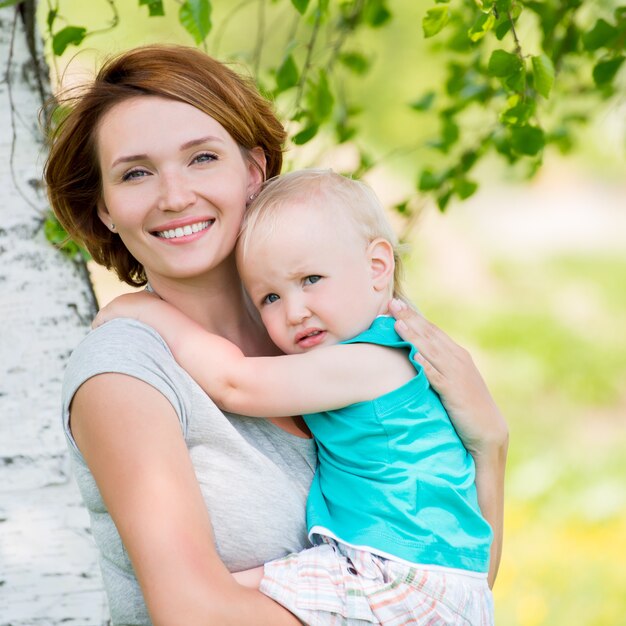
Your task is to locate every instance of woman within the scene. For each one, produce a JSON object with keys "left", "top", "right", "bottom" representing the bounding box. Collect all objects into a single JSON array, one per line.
[{"left": 45, "top": 45, "right": 508, "bottom": 625}]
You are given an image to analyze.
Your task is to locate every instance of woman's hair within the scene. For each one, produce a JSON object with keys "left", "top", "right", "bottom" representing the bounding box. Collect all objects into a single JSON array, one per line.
[
  {"left": 239, "top": 169, "right": 407, "bottom": 299},
  {"left": 44, "top": 44, "right": 287, "bottom": 286}
]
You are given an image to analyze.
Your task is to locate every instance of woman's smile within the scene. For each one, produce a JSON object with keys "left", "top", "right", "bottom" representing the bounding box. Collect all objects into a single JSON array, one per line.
[{"left": 152, "top": 218, "right": 215, "bottom": 242}]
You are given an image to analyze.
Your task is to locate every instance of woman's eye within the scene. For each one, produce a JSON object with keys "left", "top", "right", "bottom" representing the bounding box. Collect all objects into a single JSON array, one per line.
[
  {"left": 262, "top": 293, "right": 280, "bottom": 305},
  {"left": 122, "top": 168, "right": 149, "bottom": 182},
  {"left": 193, "top": 152, "right": 218, "bottom": 164},
  {"left": 304, "top": 275, "right": 322, "bottom": 286}
]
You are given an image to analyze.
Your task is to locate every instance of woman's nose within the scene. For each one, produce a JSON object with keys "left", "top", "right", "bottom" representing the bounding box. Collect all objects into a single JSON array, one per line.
[{"left": 157, "top": 171, "right": 196, "bottom": 212}]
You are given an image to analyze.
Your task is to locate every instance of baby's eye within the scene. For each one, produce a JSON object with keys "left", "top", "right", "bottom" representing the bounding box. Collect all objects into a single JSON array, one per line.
[
  {"left": 192, "top": 152, "right": 218, "bottom": 165},
  {"left": 262, "top": 293, "right": 280, "bottom": 305},
  {"left": 122, "top": 168, "right": 150, "bottom": 182},
  {"left": 303, "top": 275, "right": 322, "bottom": 286}
]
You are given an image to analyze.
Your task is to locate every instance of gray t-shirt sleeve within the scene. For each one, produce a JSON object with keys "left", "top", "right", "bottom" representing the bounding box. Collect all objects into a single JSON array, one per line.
[{"left": 62, "top": 318, "right": 190, "bottom": 451}]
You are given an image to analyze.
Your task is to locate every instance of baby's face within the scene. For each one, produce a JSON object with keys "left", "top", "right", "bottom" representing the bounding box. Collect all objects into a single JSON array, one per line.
[{"left": 239, "top": 204, "right": 388, "bottom": 354}]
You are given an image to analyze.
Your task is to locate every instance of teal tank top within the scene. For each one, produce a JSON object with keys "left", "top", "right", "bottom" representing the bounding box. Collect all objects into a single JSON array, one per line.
[{"left": 304, "top": 316, "right": 493, "bottom": 573}]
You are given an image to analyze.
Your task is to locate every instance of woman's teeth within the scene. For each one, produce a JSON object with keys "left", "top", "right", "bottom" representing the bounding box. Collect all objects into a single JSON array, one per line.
[{"left": 156, "top": 220, "right": 212, "bottom": 239}]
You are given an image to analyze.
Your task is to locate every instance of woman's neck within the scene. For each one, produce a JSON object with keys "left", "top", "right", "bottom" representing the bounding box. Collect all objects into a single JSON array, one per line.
[
  {"left": 145, "top": 259, "right": 277, "bottom": 356},
  {"left": 146, "top": 258, "right": 310, "bottom": 438}
]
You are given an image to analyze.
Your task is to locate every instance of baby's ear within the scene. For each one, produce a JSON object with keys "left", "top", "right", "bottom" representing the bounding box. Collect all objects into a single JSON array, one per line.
[{"left": 367, "top": 238, "right": 395, "bottom": 292}]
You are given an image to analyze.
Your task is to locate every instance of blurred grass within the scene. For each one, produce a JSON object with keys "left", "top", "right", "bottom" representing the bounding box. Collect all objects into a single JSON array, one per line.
[{"left": 405, "top": 244, "right": 626, "bottom": 625}]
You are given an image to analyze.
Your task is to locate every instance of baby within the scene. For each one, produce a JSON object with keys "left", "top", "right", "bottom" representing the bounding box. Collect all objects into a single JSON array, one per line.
[{"left": 96, "top": 169, "right": 494, "bottom": 625}]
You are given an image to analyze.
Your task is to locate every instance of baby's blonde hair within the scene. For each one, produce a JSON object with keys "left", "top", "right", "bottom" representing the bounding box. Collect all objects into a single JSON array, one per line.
[{"left": 239, "top": 169, "right": 407, "bottom": 299}]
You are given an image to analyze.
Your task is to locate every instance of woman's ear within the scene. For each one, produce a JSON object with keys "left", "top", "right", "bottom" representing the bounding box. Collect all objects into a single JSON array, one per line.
[
  {"left": 367, "top": 238, "right": 395, "bottom": 292},
  {"left": 96, "top": 199, "right": 114, "bottom": 231},
  {"left": 247, "top": 147, "right": 267, "bottom": 197}
]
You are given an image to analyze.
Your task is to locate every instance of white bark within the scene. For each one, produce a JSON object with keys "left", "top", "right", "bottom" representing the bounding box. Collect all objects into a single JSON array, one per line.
[{"left": 0, "top": 4, "right": 109, "bottom": 624}]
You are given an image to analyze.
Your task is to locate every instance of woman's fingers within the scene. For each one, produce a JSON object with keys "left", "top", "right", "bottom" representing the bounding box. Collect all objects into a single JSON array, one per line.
[
  {"left": 413, "top": 351, "right": 443, "bottom": 390},
  {"left": 390, "top": 299, "right": 456, "bottom": 371}
]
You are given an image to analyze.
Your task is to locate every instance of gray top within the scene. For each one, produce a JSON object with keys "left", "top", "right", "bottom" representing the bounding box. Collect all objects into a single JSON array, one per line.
[{"left": 62, "top": 319, "right": 316, "bottom": 625}]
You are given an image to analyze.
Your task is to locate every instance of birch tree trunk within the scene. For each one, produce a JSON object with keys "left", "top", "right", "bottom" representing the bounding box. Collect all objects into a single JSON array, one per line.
[{"left": 0, "top": 2, "right": 109, "bottom": 623}]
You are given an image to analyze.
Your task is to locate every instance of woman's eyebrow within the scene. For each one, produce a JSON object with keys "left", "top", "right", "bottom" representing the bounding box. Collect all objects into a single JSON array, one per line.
[
  {"left": 180, "top": 135, "right": 225, "bottom": 150},
  {"left": 111, "top": 153, "right": 147, "bottom": 168},
  {"left": 109, "top": 136, "right": 225, "bottom": 168}
]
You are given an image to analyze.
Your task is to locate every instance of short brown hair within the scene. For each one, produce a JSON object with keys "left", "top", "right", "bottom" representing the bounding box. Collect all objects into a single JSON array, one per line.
[{"left": 45, "top": 45, "right": 286, "bottom": 286}]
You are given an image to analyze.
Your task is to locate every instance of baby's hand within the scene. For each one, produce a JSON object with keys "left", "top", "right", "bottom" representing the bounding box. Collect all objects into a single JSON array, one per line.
[{"left": 92, "top": 291, "right": 161, "bottom": 329}]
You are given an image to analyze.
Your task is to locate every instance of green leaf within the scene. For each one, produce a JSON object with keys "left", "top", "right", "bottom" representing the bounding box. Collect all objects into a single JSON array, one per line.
[
  {"left": 44, "top": 213, "right": 90, "bottom": 261},
  {"left": 583, "top": 19, "right": 619, "bottom": 51},
  {"left": 292, "top": 123, "right": 319, "bottom": 145},
  {"left": 291, "top": 0, "right": 309, "bottom": 14},
  {"left": 394, "top": 201, "right": 410, "bottom": 215},
  {"left": 548, "top": 126, "right": 574, "bottom": 154},
  {"left": 423, "top": 5, "right": 449, "bottom": 38},
  {"left": 317, "top": 0, "right": 329, "bottom": 19},
  {"left": 410, "top": 91, "right": 436, "bottom": 111},
  {"left": 505, "top": 67, "right": 526, "bottom": 92},
  {"left": 495, "top": 0, "right": 512, "bottom": 12},
  {"left": 494, "top": 18, "right": 512, "bottom": 40},
  {"left": 437, "top": 189, "right": 453, "bottom": 211},
  {"left": 418, "top": 168, "right": 443, "bottom": 191},
  {"left": 454, "top": 178, "right": 478, "bottom": 200},
  {"left": 179, "top": 0, "right": 212, "bottom": 45},
  {"left": 616, "top": 6, "right": 626, "bottom": 22},
  {"left": 0, "top": 0, "right": 21, "bottom": 7},
  {"left": 440, "top": 115, "right": 459, "bottom": 151},
  {"left": 51, "top": 26, "right": 87, "bottom": 56},
  {"left": 338, "top": 52, "right": 370, "bottom": 75},
  {"left": 531, "top": 54, "right": 555, "bottom": 98},
  {"left": 510, "top": 125, "right": 545, "bottom": 156},
  {"left": 592, "top": 56, "right": 625, "bottom": 86},
  {"left": 494, "top": 3, "right": 521, "bottom": 40},
  {"left": 460, "top": 150, "right": 479, "bottom": 172},
  {"left": 309, "top": 70, "right": 334, "bottom": 120},
  {"left": 335, "top": 122, "right": 357, "bottom": 143},
  {"left": 364, "top": 0, "right": 392, "bottom": 27},
  {"left": 487, "top": 49, "right": 523, "bottom": 77},
  {"left": 139, "top": 0, "right": 165, "bottom": 17},
  {"left": 46, "top": 9, "right": 58, "bottom": 31},
  {"left": 468, "top": 11, "right": 496, "bottom": 42},
  {"left": 276, "top": 54, "right": 299, "bottom": 92},
  {"left": 500, "top": 98, "right": 534, "bottom": 126}
]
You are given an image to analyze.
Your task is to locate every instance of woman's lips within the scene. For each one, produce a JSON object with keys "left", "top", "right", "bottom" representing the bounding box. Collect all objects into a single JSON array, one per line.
[{"left": 153, "top": 219, "right": 214, "bottom": 240}]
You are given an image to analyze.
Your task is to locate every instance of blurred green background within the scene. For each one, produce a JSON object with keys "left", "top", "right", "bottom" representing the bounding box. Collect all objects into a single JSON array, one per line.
[{"left": 42, "top": 1, "right": 626, "bottom": 624}]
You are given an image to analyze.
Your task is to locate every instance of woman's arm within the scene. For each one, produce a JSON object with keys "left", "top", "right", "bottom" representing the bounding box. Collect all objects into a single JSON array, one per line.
[
  {"left": 70, "top": 372, "right": 300, "bottom": 625},
  {"left": 94, "top": 293, "right": 414, "bottom": 417},
  {"left": 389, "top": 299, "right": 508, "bottom": 588}
]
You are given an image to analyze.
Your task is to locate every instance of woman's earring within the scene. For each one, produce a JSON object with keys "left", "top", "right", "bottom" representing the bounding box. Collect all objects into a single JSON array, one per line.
[{"left": 110, "top": 223, "right": 116, "bottom": 232}]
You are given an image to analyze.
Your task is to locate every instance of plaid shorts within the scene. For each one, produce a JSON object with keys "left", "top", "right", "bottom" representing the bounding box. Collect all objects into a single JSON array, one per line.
[{"left": 260, "top": 538, "right": 494, "bottom": 625}]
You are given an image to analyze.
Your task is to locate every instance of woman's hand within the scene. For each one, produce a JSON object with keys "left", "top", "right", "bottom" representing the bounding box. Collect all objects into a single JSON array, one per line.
[{"left": 388, "top": 299, "right": 508, "bottom": 587}]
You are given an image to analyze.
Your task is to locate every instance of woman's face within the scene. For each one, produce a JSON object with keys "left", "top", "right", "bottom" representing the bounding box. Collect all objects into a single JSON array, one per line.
[{"left": 96, "top": 96, "right": 264, "bottom": 284}]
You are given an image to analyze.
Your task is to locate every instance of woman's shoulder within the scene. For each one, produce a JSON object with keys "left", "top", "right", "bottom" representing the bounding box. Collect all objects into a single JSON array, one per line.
[
  {"left": 74, "top": 316, "right": 170, "bottom": 352},
  {"left": 62, "top": 318, "right": 192, "bottom": 435},
  {"left": 64, "top": 318, "right": 175, "bottom": 386}
]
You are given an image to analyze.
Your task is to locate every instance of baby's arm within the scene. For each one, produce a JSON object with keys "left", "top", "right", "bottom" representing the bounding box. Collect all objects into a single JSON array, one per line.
[{"left": 94, "top": 293, "right": 414, "bottom": 417}]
